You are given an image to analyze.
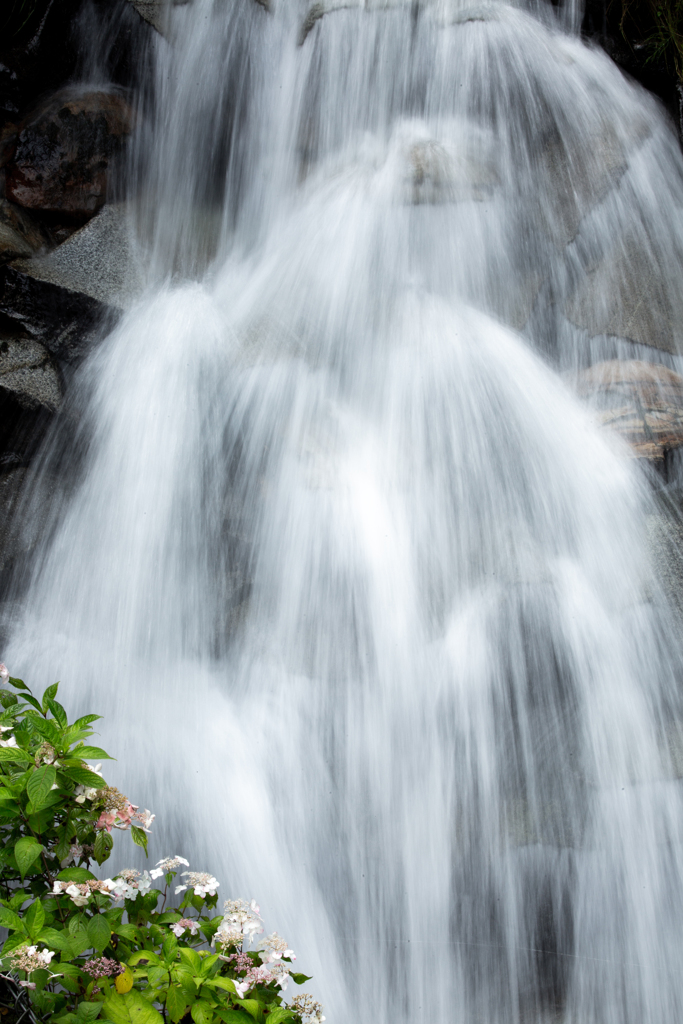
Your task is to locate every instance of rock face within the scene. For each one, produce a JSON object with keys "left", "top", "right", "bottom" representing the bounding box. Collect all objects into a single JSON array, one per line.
[
  {"left": 9, "top": 203, "right": 142, "bottom": 309},
  {"left": 0, "top": 264, "right": 117, "bottom": 364},
  {"left": 575, "top": 360, "right": 683, "bottom": 467},
  {"left": 4, "top": 90, "right": 135, "bottom": 220}
]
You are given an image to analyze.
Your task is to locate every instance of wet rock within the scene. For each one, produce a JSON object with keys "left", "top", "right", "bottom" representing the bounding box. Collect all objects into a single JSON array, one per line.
[
  {"left": 563, "top": 237, "right": 682, "bottom": 354},
  {"left": 0, "top": 336, "right": 61, "bottom": 412},
  {"left": 4, "top": 89, "right": 135, "bottom": 220},
  {"left": 0, "top": 264, "right": 117, "bottom": 364},
  {"left": 575, "top": 360, "right": 683, "bottom": 466},
  {"left": 126, "top": 0, "right": 192, "bottom": 32},
  {"left": 0, "top": 182, "right": 47, "bottom": 263},
  {"left": 10, "top": 203, "right": 142, "bottom": 309},
  {"left": 407, "top": 138, "right": 498, "bottom": 204}
]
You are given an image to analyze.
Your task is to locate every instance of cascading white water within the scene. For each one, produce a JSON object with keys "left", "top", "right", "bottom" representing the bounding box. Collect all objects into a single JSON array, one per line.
[{"left": 7, "top": 0, "right": 683, "bottom": 1020}]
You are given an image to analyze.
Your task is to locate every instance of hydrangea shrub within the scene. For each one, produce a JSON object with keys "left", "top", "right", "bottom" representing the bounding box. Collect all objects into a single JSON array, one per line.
[{"left": 0, "top": 669, "right": 324, "bottom": 1024}]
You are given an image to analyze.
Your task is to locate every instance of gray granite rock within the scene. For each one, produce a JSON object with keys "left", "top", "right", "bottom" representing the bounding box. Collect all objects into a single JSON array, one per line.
[
  {"left": 0, "top": 336, "right": 61, "bottom": 412},
  {"left": 10, "top": 203, "right": 142, "bottom": 310}
]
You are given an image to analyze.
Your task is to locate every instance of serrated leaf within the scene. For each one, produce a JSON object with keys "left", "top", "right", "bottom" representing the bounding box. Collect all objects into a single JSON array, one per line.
[
  {"left": 215, "top": 1013, "right": 253, "bottom": 1024},
  {"left": 45, "top": 698, "right": 67, "bottom": 728},
  {"left": 68, "top": 924, "right": 91, "bottom": 957},
  {"left": 94, "top": 829, "right": 114, "bottom": 865},
  {"left": 203, "top": 978, "right": 236, "bottom": 994},
  {"left": 266, "top": 1011, "right": 294, "bottom": 1024},
  {"left": 234, "top": 1000, "right": 264, "bottom": 1023},
  {"left": 114, "top": 923, "right": 139, "bottom": 942},
  {"left": 28, "top": 715, "right": 60, "bottom": 743},
  {"left": 198, "top": 953, "right": 220, "bottom": 978},
  {"left": 162, "top": 933, "right": 178, "bottom": 965},
  {"left": 0, "top": 747, "right": 31, "bottom": 765},
  {"left": 128, "top": 950, "right": 161, "bottom": 968},
  {"left": 177, "top": 947, "right": 201, "bottom": 973},
  {"left": 24, "top": 898, "right": 45, "bottom": 938},
  {"left": 60, "top": 766, "right": 105, "bottom": 788},
  {"left": 75, "top": 1004, "right": 103, "bottom": 1022},
  {"left": 41, "top": 682, "right": 59, "bottom": 711},
  {"left": 147, "top": 965, "right": 169, "bottom": 988},
  {"left": 15, "top": 836, "right": 43, "bottom": 878},
  {"left": 289, "top": 973, "right": 312, "bottom": 985},
  {"left": 1, "top": 930, "right": 29, "bottom": 955},
  {"left": 71, "top": 746, "right": 113, "bottom": 761},
  {"left": 130, "top": 826, "right": 148, "bottom": 855},
  {"left": 88, "top": 914, "right": 111, "bottom": 953},
  {"left": 165, "top": 984, "right": 188, "bottom": 1024},
  {"left": 0, "top": 906, "right": 24, "bottom": 930},
  {"left": 190, "top": 1000, "right": 214, "bottom": 1024},
  {"left": 103, "top": 991, "right": 163, "bottom": 1024},
  {"left": 27, "top": 764, "right": 57, "bottom": 810},
  {"left": 36, "top": 928, "right": 75, "bottom": 953},
  {"left": 57, "top": 867, "right": 96, "bottom": 882}
]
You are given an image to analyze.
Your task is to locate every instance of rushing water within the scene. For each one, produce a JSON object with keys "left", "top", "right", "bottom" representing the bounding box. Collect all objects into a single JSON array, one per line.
[{"left": 7, "top": 0, "right": 683, "bottom": 1021}]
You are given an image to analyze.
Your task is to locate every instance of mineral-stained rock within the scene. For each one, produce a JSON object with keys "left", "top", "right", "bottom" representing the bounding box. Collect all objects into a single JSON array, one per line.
[
  {"left": 4, "top": 90, "right": 135, "bottom": 219},
  {"left": 574, "top": 360, "right": 683, "bottom": 466},
  {"left": 0, "top": 264, "right": 117, "bottom": 364}
]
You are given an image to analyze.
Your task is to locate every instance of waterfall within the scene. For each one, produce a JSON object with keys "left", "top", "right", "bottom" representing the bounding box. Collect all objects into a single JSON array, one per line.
[{"left": 7, "top": 0, "right": 683, "bottom": 1021}]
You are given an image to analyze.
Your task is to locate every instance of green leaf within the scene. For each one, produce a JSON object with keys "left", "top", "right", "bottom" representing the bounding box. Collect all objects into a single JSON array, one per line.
[
  {"left": 24, "top": 899, "right": 45, "bottom": 938},
  {"left": 36, "top": 928, "right": 75, "bottom": 953},
  {"left": 57, "top": 867, "right": 97, "bottom": 882},
  {"left": 60, "top": 766, "right": 105, "bottom": 788},
  {"left": 88, "top": 914, "right": 112, "bottom": 953},
  {"left": 45, "top": 698, "right": 67, "bottom": 728},
  {"left": 165, "top": 984, "right": 188, "bottom": 1024},
  {"left": 128, "top": 950, "right": 161, "bottom": 968},
  {"left": 0, "top": 692, "right": 18, "bottom": 708},
  {"left": 8, "top": 677, "right": 29, "bottom": 690},
  {"left": 190, "top": 1000, "right": 214, "bottom": 1024},
  {"left": 0, "top": 906, "right": 24, "bottom": 931},
  {"left": 203, "top": 979, "right": 236, "bottom": 995},
  {"left": 177, "top": 947, "right": 201, "bottom": 973},
  {"left": 1, "top": 930, "right": 29, "bottom": 956},
  {"left": 215, "top": 1013, "right": 253, "bottom": 1024},
  {"left": 15, "top": 836, "right": 43, "bottom": 878},
  {"left": 289, "top": 974, "right": 312, "bottom": 985},
  {"left": 76, "top": 1004, "right": 103, "bottom": 1023},
  {"left": 265, "top": 1011, "right": 294, "bottom": 1024},
  {"left": 162, "top": 934, "right": 178, "bottom": 965},
  {"left": 27, "top": 764, "right": 57, "bottom": 809},
  {"left": 71, "top": 746, "right": 113, "bottom": 761},
  {"left": 234, "top": 1000, "right": 264, "bottom": 1023},
  {"left": 147, "top": 966, "right": 169, "bottom": 988},
  {"left": 103, "top": 992, "right": 164, "bottom": 1024},
  {"left": 130, "top": 826, "right": 148, "bottom": 856},
  {"left": 22, "top": 694, "right": 45, "bottom": 714},
  {"left": 198, "top": 953, "right": 220, "bottom": 978},
  {"left": 93, "top": 829, "right": 114, "bottom": 865},
  {"left": 41, "top": 682, "right": 59, "bottom": 711},
  {"left": 0, "top": 747, "right": 31, "bottom": 765},
  {"left": 68, "top": 924, "right": 91, "bottom": 957},
  {"left": 114, "top": 923, "right": 139, "bottom": 942},
  {"left": 72, "top": 714, "right": 102, "bottom": 730}
]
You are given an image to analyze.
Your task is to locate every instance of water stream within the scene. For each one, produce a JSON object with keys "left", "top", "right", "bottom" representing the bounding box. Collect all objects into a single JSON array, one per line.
[{"left": 8, "top": 0, "right": 683, "bottom": 1020}]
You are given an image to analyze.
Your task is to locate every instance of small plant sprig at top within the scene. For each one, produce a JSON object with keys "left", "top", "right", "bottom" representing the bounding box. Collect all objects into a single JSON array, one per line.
[{"left": 0, "top": 667, "right": 324, "bottom": 1024}]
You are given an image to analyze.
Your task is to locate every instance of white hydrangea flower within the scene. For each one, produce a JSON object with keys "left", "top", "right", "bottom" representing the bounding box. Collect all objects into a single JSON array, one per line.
[{"left": 150, "top": 855, "right": 189, "bottom": 879}]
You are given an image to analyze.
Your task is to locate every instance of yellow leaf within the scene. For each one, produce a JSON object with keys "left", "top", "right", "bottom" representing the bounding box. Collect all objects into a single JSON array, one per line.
[{"left": 116, "top": 966, "right": 134, "bottom": 993}]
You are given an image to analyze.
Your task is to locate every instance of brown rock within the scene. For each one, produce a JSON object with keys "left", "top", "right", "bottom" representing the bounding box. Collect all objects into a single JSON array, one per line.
[
  {"left": 575, "top": 360, "right": 683, "bottom": 463},
  {"left": 5, "top": 90, "right": 135, "bottom": 219}
]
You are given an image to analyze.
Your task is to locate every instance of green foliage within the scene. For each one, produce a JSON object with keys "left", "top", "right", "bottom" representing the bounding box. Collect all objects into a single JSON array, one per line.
[
  {"left": 0, "top": 0, "right": 52, "bottom": 47},
  {"left": 617, "top": 0, "right": 683, "bottom": 81},
  {"left": 0, "top": 675, "right": 322, "bottom": 1024}
]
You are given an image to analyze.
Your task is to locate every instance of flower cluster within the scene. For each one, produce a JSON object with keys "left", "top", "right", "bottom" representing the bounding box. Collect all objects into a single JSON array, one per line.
[
  {"left": 214, "top": 898, "right": 263, "bottom": 949},
  {"left": 290, "top": 994, "right": 326, "bottom": 1024},
  {"left": 233, "top": 962, "right": 290, "bottom": 998},
  {"left": 34, "top": 741, "right": 57, "bottom": 766},
  {"left": 259, "top": 932, "right": 296, "bottom": 964},
  {"left": 81, "top": 958, "right": 125, "bottom": 979},
  {"left": 175, "top": 871, "right": 219, "bottom": 898},
  {"left": 94, "top": 787, "right": 154, "bottom": 833},
  {"left": 105, "top": 869, "right": 152, "bottom": 901},
  {"left": 8, "top": 946, "right": 56, "bottom": 973},
  {"left": 0, "top": 726, "right": 17, "bottom": 749},
  {"left": 170, "top": 918, "right": 199, "bottom": 938},
  {"left": 52, "top": 879, "right": 118, "bottom": 907},
  {"left": 150, "top": 855, "right": 189, "bottom": 879}
]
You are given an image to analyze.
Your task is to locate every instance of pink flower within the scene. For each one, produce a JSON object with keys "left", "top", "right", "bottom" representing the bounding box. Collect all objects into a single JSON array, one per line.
[
  {"left": 96, "top": 810, "right": 117, "bottom": 832},
  {"left": 170, "top": 919, "right": 199, "bottom": 938}
]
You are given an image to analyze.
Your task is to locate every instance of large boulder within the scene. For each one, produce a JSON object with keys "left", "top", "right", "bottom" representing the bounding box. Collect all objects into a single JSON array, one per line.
[
  {"left": 4, "top": 90, "right": 135, "bottom": 220},
  {"left": 574, "top": 359, "right": 683, "bottom": 472}
]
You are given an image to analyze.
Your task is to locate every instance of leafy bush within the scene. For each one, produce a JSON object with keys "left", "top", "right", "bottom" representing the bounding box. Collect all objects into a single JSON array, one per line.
[{"left": 0, "top": 668, "right": 324, "bottom": 1024}]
